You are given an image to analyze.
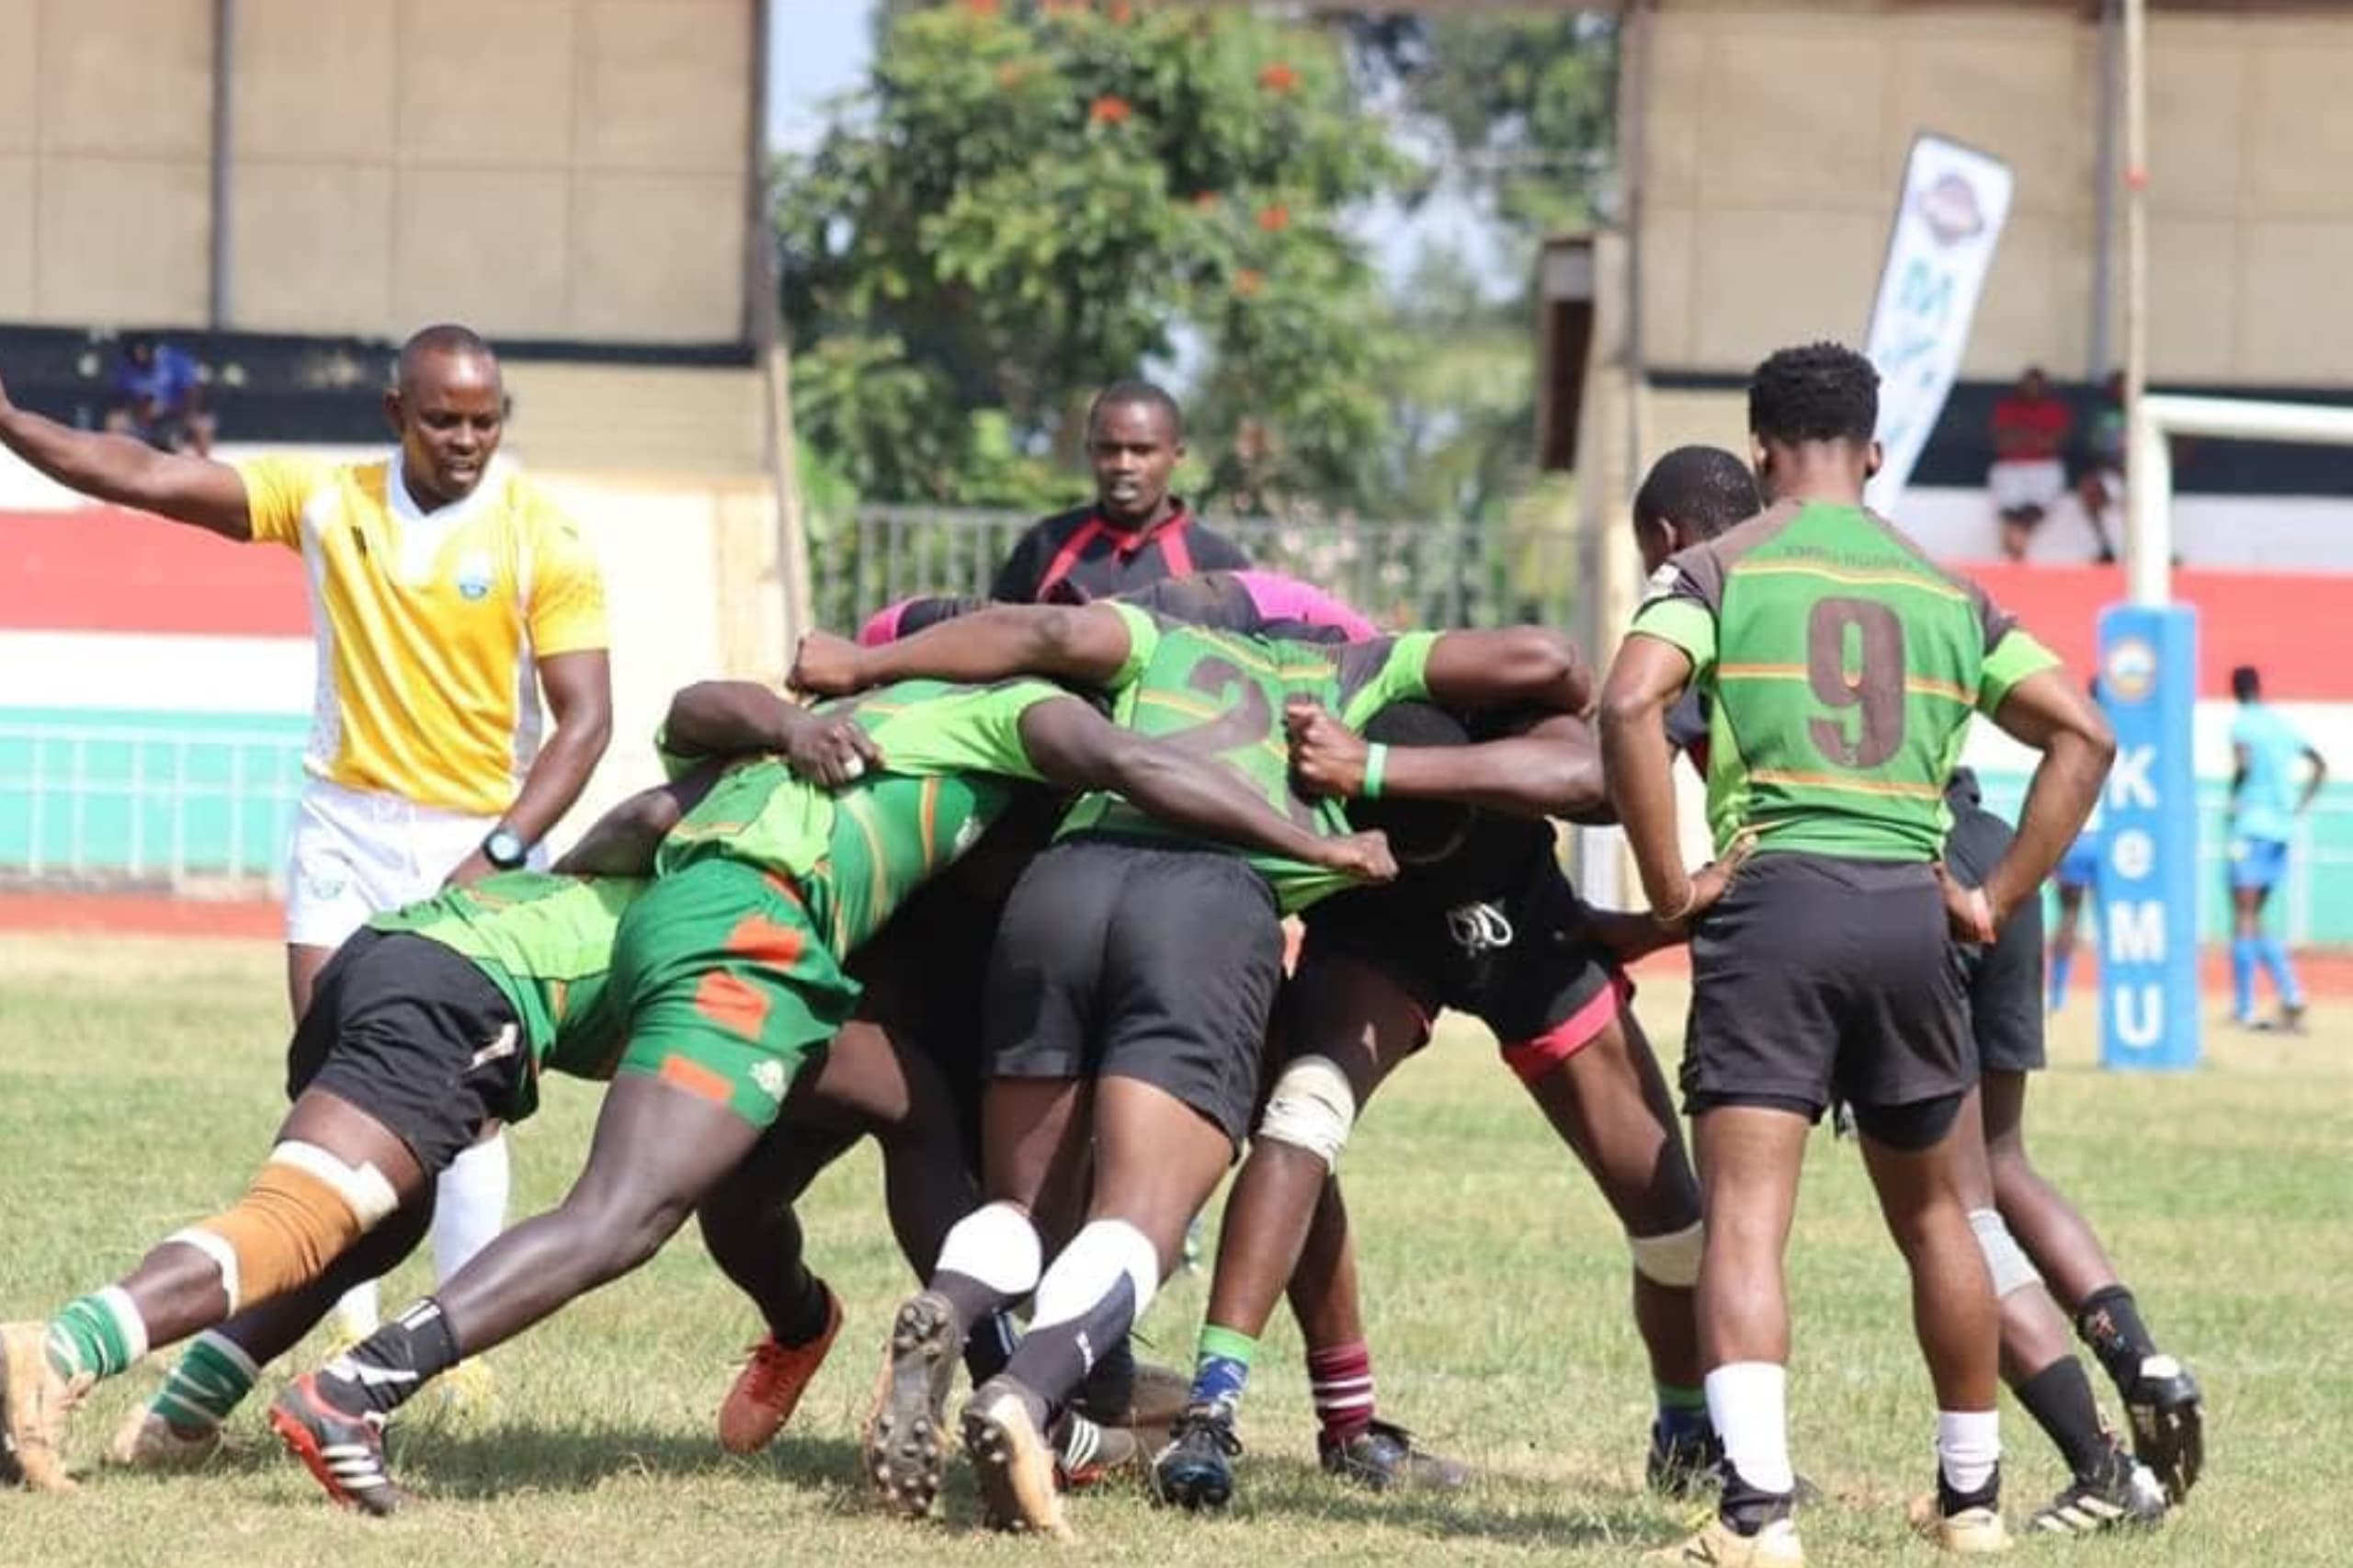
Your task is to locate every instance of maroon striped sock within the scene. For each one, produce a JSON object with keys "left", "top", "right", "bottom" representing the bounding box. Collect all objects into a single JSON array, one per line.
[{"left": 1308, "top": 1341, "right": 1375, "bottom": 1447}]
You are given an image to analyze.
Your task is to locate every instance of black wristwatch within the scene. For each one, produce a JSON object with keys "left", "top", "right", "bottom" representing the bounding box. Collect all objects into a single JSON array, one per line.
[{"left": 483, "top": 826, "right": 529, "bottom": 871}]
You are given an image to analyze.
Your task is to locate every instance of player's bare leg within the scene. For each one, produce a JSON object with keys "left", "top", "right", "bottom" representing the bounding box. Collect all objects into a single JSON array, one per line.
[
  {"left": 2048, "top": 881, "right": 2088, "bottom": 1012},
  {"left": 1512, "top": 1006, "right": 1710, "bottom": 1492},
  {"left": 1156, "top": 955, "right": 1424, "bottom": 1510},
  {"left": 968, "top": 1075, "right": 1233, "bottom": 1539},
  {"left": 4, "top": 1088, "right": 428, "bottom": 1492},
  {"left": 1984, "top": 1070, "right": 2200, "bottom": 1502},
  {"left": 269, "top": 1074, "right": 767, "bottom": 1514},
  {"left": 868, "top": 1075, "right": 1088, "bottom": 1519},
  {"left": 1855, "top": 1103, "right": 2007, "bottom": 1553}
]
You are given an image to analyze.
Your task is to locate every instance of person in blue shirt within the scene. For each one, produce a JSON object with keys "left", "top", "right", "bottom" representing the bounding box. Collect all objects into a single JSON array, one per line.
[
  {"left": 2226, "top": 665, "right": 2326, "bottom": 1029},
  {"left": 104, "top": 336, "right": 214, "bottom": 457}
]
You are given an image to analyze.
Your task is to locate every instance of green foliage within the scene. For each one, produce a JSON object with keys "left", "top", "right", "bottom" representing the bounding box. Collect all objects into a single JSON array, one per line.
[{"left": 779, "top": 0, "right": 1405, "bottom": 514}]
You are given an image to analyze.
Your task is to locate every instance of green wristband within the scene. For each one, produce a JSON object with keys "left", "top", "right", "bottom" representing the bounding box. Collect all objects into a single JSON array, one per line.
[{"left": 1361, "top": 743, "right": 1389, "bottom": 800}]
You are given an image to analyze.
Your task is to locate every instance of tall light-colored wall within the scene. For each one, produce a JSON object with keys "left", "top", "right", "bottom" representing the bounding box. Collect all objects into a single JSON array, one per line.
[
  {"left": 0, "top": 0, "right": 753, "bottom": 344},
  {"left": 1638, "top": 3, "right": 2353, "bottom": 385}
]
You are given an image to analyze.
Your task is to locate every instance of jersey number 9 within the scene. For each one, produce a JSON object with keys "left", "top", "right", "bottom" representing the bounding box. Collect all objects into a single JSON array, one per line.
[{"left": 1806, "top": 597, "right": 1906, "bottom": 770}]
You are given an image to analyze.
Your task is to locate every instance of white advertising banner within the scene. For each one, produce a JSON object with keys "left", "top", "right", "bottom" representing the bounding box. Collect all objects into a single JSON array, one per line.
[{"left": 1861, "top": 133, "right": 2016, "bottom": 516}]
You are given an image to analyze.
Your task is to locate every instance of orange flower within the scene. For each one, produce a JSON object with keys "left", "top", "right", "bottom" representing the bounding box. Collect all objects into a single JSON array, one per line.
[
  {"left": 1255, "top": 203, "right": 1290, "bottom": 233},
  {"left": 1088, "top": 95, "right": 1132, "bottom": 125},
  {"left": 1191, "top": 190, "right": 1221, "bottom": 211},
  {"left": 1258, "top": 62, "right": 1300, "bottom": 93},
  {"left": 1108, "top": 1, "right": 1135, "bottom": 22},
  {"left": 1233, "top": 268, "right": 1265, "bottom": 297},
  {"left": 961, "top": 0, "right": 1001, "bottom": 16}
]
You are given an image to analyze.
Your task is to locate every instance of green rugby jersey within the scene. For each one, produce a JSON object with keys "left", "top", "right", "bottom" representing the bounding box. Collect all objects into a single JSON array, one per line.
[
  {"left": 655, "top": 677, "right": 1065, "bottom": 957},
  {"left": 367, "top": 870, "right": 645, "bottom": 1118},
  {"left": 1058, "top": 602, "right": 1438, "bottom": 913},
  {"left": 1630, "top": 500, "right": 2057, "bottom": 861}
]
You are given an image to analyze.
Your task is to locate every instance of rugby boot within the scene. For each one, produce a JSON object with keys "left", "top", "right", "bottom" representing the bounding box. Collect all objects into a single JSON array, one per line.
[
  {"left": 268, "top": 1370, "right": 404, "bottom": 1517},
  {"left": 0, "top": 1321, "right": 89, "bottom": 1492},
  {"left": 1319, "top": 1416, "right": 1468, "bottom": 1492},
  {"left": 720, "top": 1287, "right": 842, "bottom": 1454},
  {"left": 2026, "top": 1442, "right": 2167, "bottom": 1537},
  {"left": 1151, "top": 1401, "right": 1243, "bottom": 1511},
  {"left": 1648, "top": 1417, "right": 1725, "bottom": 1498},
  {"left": 863, "top": 1290, "right": 960, "bottom": 1517},
  {"left": 1052, "top": 1408, "right": 1140, "bottom": 1492},
  {"left": 2120, "top": 1353, "right": 2203, "bottom": 1503},
  {"left": 106, "top": 1404, "right": 221, "bottom": 1470},
  {"left": 962, "top": 1377, "right": 1072, "bottom": 1539},
  {"left": 1643, "top": 1517, "right": 1806, "bottom": 1567}
]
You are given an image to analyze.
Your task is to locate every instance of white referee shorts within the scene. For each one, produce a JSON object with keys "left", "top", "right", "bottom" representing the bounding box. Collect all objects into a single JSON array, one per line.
[{"left": 284, "top": 778, "right": 503, "bottom": 949}]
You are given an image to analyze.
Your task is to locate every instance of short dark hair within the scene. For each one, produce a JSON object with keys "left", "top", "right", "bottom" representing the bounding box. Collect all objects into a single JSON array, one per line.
[
  {"left": 2232, "top": 665, "right": 2262, "bottom": 701},
  {"left": 1748, "top": 342, "right": 1879, "bottom": 448},
  {"left": 396, "top": 322, "right": 496, "bottom": 392},
  {"left": 1087, "top": 379, "right": 1184, "bottom": 441},
  {"left": 1347, "top": 701, "right": 1472, "bottom": 861},
  {"left": 1633, "top": 446, "right": 1761, "bottom": 543}
]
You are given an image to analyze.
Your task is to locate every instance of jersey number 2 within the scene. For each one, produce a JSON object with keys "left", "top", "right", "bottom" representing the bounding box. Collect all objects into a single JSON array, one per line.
[
  {"left": 1164, "top": 655, "right": 1323, "bottom": 830},
  {"left": 1806, "top": 597, "right": 1905, "bottom": 769}
]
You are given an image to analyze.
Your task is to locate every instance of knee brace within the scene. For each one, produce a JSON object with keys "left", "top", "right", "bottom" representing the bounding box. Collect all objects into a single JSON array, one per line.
[
  {"left": 1256, "top": 1054, "right": 1357, "bottom": 1171},
  {"left": 167, "top": 1142, "right": 401, "bottom": 1312},
  {"left": 1967, "top": 1207, "right": 2044, "bottom": 1300},
  {"left": 1628, "top": 1221, "right": 1704, "bottom": 1289}
]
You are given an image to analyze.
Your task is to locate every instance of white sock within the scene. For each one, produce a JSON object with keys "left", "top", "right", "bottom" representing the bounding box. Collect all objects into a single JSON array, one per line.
[
  {"left": 1029, "top": 1220, "right": 1161, "bottom": 1330},
  {"left": 1705, "top": 1361, "right": 1795, "bottom": 1495},
  {"left": 432, "top": 1132, "right": 512, "bottom": 1282},
  {"left": 330, "top": 1280, "right": 381, "bottom": 1339},
  {"left": 1937, "top": 1408, "right": 2001, "bottom": 1497},
  {"left": 935, "top": 1201, "right": 1044, "bottom": 1297}
]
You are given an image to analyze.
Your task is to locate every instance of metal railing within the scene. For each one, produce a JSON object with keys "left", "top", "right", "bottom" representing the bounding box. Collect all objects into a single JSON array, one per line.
[
  {"left": 0, "top": 720, "right": 305, "bottom": 892},
  {"left": 807, "top": 505, "right": 1585, "bottom": 634}
]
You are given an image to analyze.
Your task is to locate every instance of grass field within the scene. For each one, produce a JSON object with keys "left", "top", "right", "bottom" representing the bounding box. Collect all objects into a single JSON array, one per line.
[{"left": 0, "top": 932, "right": 2345, "bottom": 1568}]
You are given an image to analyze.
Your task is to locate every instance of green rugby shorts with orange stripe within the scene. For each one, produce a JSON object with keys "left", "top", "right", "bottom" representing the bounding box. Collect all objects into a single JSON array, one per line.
[{"left": 607, "top": 857, "right": 860, "bottom": 1128}]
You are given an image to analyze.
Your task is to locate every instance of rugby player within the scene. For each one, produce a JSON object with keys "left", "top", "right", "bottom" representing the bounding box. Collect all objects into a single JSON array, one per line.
[
  {"left": 793, "top": 599, "right": 1590, "bottom": 1538},
  {"left": 1601, "top": 343, "right": 2111, "bottom": 1564},
  {"left": 2225, "top": 665, "right": 2326, "bottom": 1030},
  {"left": 1644, "top": 447, "right": 2200, "bottom": 1527},
  {"left": 0, "top": 327, "right": 616, "bottom": 1351},
  {"left": 266, "top": 670, "right": 1391, "bottom": 1514}
]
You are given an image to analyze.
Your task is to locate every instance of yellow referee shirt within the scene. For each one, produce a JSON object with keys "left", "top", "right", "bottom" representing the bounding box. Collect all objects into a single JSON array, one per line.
[{"left": 237, "top": 453, "right": 610, "bottom": 817}]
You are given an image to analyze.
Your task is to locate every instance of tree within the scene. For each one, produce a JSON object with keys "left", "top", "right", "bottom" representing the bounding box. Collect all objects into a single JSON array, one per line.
[{"left": 780, "top": 0, "right": 1406, "bottom": 513}]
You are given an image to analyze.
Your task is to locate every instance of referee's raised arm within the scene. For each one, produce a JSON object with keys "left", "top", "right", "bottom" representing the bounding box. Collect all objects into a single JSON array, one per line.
[{"left": 0, "top": 357, "right": 253, "bottom": 539}]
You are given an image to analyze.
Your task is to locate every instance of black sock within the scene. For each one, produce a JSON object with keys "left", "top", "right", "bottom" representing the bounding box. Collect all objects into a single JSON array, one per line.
[
  {"left": 999, "top": 1276, "right": 1139, "bottom": 1426},
  {"left": 323, "top": 1298, "right": 461, "bottom": 1419},
  {"left": 934, "top": 1270, "right": 1016, "bottom": 1344},
  {"left": 2075, "top": 1285, "right": 2158, "bottom": 1391},
  {"left": 1938, "top": 1461, "right": 2002, "bottom": 1517},
  {"left": 1718, "top": 1469, "right": 1796, "bottom": 1537},
  {"left": 1069, "top": 1333, "right": 1136, "bottom": 1423},
  {"left": 963, "top": 1310, "right": 1016, "bottom": 1387},
  {"left": 768, "top": 1267, "right": 835, "bottom": 1348},
  {"left": 2015, "top": 1357, "right": 2113, "bottom": 1480}
]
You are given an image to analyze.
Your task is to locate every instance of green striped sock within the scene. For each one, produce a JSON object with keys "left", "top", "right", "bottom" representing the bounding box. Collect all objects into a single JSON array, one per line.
[
  {"left": 45, "top": 1288, "right": 147, "bottom": 1381},
  {"left": 150, "top": 1332, "right": 259, "bottom": 1433}
]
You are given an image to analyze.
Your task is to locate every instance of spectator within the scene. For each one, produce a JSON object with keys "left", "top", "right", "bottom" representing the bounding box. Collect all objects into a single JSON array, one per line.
[
  {"left": 104, "top": 335, "right": 215, "bottom": 457},
  {"left": 1988, "top": 365, "right": 2072, "bottom": 562},
  {"left": 990, "top": 380, "right": 1249, "bottom": 603},
  {"left": 2077, "top": 369, "right": 2124, "bottom": 564}
]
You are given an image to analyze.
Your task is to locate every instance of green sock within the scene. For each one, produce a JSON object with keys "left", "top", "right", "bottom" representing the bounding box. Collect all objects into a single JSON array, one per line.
[
  {"left": 45, "top": 1289, "right": 147, "bottom": 1381},
  {"left": 1655, "top": 1381, "right": 1710, "bottom": 1438},
  {"left": 1189, "top": 1324, "right": 1258, "bottom": 1411},
  {"left": 150, "top": 1332, "right": 258, "bottom": 1433}
]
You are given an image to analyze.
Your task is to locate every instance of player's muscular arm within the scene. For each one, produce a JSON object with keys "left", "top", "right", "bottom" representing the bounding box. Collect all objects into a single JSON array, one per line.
[
  {"left": 1018, "top": 698, "right": 1395, "bottom": 884},
  {"left": 2301, "top": 744, "right": 2328, "bottom": 813},
  {"left": 1979, "top": 668, "right": 2116, "bottom": 925},
  {"left": 1422, "top": 627, "right": 1595, "bottom": 716},
  {"left": 1287, "top": 705, "right": 1606, "bottom": 821},
  {"left": 793, "top": 604, "right": 1134, "bottom": 697},
  {"left": 663, "top": 679, "right": 881, "bottom": 786},
  {"left": 1598, "top": 633, "right": 1700, "bottom": 916},
  {"left": 467, "top": 652, "right": 611, "bottom": 879},
  {"left": 0, "top": 366, "right": 251, "bottom": 538},
  {"left": 552, "top": 763, "right": 723, "bottom": 877}
]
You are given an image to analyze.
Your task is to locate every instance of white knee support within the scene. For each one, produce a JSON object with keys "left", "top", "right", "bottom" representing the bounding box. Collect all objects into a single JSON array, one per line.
[
  {"left": 1256, "top": 1054, "right": 1357, "bottom": 1172},
  {"left": 1968, "top": 1208, "right": 2044, "bottom": 1300},
  {"left": 1629, "top": 1221, "right": 1705, "bottom": 1289},
  {"left": 268, "top": 1142, "right": 402, "bottom": 1228}
]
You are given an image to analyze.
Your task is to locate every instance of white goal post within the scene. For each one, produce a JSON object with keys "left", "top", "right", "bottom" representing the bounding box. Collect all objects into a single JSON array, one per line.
[{"left": 2126, "top": 394, "right": 2353, "bottom": 605}]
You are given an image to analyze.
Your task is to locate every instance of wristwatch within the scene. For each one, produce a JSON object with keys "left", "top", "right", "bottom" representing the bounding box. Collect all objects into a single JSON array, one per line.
[{"left": 483, "top": 826, "right": 529, "bottom": 871}]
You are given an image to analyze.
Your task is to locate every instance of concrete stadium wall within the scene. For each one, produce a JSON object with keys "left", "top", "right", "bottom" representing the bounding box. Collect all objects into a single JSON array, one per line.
[
  {"left": 1636, "top": 3, "right": 2353, "bottom": 384},
  {"left": 0, "top": 0, "right": 755, "bottom": 344}
]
